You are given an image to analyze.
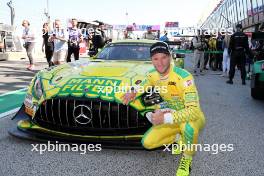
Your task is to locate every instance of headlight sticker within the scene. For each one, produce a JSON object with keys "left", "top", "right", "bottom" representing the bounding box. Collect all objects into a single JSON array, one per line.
[
  {"left": 33, "top": 77, "right": 44, "bottom": 99},
  {"left": 24, "top": 93, "right": 33, "bottom": 108}
]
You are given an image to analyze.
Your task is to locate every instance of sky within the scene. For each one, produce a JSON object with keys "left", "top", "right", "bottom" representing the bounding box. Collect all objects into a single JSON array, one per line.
[{"left": 0, "top": 0, "right": 220, "bottom": 31}]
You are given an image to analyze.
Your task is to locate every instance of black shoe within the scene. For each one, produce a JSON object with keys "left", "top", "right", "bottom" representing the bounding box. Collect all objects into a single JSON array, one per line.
[
  {"left": 226, "top": 80, "right": 233, "bottom": 84},
  {"left": 242, "top": 81, "right": 246, "bottom": 85}
]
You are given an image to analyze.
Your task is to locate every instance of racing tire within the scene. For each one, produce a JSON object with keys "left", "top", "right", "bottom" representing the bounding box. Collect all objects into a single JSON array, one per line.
[{"left": 251, "top": 87, "right": 264, "bottom": 100}]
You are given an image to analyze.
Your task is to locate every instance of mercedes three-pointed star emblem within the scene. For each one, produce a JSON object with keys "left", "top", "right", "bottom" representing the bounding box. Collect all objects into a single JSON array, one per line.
[{"left": 73, "top": 105, "right": 93, "bottom": 125}]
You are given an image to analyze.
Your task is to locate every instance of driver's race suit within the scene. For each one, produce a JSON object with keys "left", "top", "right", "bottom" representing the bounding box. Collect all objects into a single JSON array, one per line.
[{"left": 139, "top": 64, "right": 205, "bottom": 156}]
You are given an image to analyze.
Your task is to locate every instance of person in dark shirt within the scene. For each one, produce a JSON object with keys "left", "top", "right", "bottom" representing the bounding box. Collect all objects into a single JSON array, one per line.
[
  {"left": 227, "top": 24, "right": 251, "bottom": 85},
  {"left": 66, "top": 18, "right": 83, "bottom": 62},
  {"left": 216, "top": 33, "right": 224, "bottom": 71},
  {"left": 42, "top": 23, "right": 54, "bottom": 67}
]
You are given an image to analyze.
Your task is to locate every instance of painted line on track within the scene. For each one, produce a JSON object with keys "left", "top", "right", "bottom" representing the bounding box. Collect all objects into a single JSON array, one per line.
[
  {"left": 0, "top": 88, "right": 27, "bottom": 97},
  {"left": 0, "top": 107, "right": 20, "bottom": 119}
]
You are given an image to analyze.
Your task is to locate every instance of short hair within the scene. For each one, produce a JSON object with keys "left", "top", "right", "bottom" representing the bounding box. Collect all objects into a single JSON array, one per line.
[
  {"left": 236, "top": 23, "right": 242, "bottom": 29},
  {"left": 72, "top": 18, "right": 77, "bottom": 21},
  {"left": 43, "top": 22, "right": 48, "bottom": 28},
  {"left": 22, "top": 20, "right": 30, "bottom": 26}
]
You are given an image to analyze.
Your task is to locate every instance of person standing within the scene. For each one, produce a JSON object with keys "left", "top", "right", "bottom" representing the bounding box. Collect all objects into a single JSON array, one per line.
[
  {"left": 192, "top": 31, "right": 206, "bottom": 75},
  {"left": 216, "top": 33, "right": 224, "bottom": 71},
  {"left": 221, "top": 33, "right": 230, "bottom": 77},
  {"left": 66, "top": 18, "right": 83, "bottom": 62},
  {"left": 22, "top": 20, "right": 36, "bottom": 70},
  {"left": 50, "top": 19, "right": 68, "bottom": 65},
  {"left": 42, "top": 23, "right": 54, "bottom": 67},
  {"left": 227, "top": 24, "right": 251, "bottom": 85},
  {"left": 203, "top": 36, "right": 210, "bottom": 70},
  {"left": 142, "top": 26, "right": 156, "bottom": 40},
  {"left": 159, "top": 31, "right": 169, "bottom": 42},
  {"left": 92, "top": 22, "right": 107, "bottom": 55}
]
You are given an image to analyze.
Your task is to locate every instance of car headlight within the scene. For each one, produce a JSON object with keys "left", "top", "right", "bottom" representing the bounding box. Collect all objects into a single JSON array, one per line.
[{"left": 34, "top": 77, "right": 43, "bottom": 99}]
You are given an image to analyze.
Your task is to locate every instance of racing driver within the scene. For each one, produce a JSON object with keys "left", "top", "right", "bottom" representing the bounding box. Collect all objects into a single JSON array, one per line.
[{"left": 122, "top": 41, "right": 206, "bottom": 176}]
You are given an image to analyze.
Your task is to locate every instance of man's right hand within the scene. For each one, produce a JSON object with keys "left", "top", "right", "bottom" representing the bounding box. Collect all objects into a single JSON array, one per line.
[{"left": 122, "top": 92, "right": 137, "bottom": 105}]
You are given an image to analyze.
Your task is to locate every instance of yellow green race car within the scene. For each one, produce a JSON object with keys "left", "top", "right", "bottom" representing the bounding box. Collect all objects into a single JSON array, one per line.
[{"left": 10, "top": 40, "right": 184, "bottom": 148}]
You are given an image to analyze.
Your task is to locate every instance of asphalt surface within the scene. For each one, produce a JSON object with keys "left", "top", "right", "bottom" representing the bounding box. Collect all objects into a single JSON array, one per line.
[
  {"left": 0, "top": 54, "right": 264, "bottom": 176},
  {"left": 0, "top": 59, "right": 47, "bottom": 94}
]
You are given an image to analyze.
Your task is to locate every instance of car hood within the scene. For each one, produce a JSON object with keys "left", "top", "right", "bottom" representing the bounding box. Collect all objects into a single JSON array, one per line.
[{"left": 30, "top": 59, "right": 154, "bottom": 104}]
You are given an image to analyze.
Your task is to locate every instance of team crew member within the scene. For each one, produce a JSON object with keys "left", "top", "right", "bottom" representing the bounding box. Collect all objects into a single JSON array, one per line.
[
  {"left": 66, "top": 18, "right": 83, "bottom": 62},
  {"left": 227, "top": 24, "right": 251, "bottom": 85},
  {"left": 22, "top": 20, "right": 36, "bottom": 70},
  {"left": 123, "top": 42, "right": 205, "bottom": 176}
]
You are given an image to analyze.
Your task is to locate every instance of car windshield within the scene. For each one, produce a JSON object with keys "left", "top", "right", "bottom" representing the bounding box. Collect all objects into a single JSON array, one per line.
[{"left": 97, "top": 43, "right": 151, "bottom": 61}]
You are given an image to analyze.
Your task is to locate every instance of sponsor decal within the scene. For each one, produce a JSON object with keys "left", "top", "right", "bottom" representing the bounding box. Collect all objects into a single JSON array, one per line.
[
  {"left": 159, "top": 102, "right": 169, "bottom": 109},
  {"left": 168, "top": 81, "right": 177, "bottom": 86},
  {"left": 185, "top": 92, "right": 198, "bottom": 102},
  {"left": 135, "top": 80, "right": 142, "bottom": 85},
  {"left": 184, "top": 80, "right": 193, "bottom": 87},
  {"left": 24, "top": 94, "right": 33, "bottom": 108},
  {"left": 25, "top": 107, "right": 34, "bottom": 116},
  {"left": 60, "top": 78, "right": 121, "bottom": 96}
]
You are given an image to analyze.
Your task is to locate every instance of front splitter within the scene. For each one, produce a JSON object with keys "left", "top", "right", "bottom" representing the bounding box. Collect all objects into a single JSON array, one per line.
[{"left": 8, "top": 107, "right": 146, "bottom": 150}]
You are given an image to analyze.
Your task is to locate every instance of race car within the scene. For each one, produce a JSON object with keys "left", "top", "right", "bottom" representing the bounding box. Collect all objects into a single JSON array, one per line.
[
  {"left": 250, "top": 32, "right": 264, "bottom": 100},
  {"left": 10, "top": 39, "right": 184, "bottom": 147}
]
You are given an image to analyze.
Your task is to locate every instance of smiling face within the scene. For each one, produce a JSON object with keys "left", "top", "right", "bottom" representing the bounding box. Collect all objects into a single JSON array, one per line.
[{"left": 151, "top": 53, "right": 171, "bottom": 75}]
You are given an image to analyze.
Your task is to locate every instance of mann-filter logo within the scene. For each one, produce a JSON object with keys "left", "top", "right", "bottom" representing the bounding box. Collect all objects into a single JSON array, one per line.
[{"left": 60, "top": 78, "right": 121, "bottom": 97}]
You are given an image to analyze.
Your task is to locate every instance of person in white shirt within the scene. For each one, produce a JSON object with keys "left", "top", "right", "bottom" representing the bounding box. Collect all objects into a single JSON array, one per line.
[
  {"left": 142, "top": 26, "right": 156, "bottom": 40},
  {"left": 49, "top": 19, "right": 68, "bottom": 65},
  {"left": 22, "top": 20, "right": 36, "bottom": 70}
]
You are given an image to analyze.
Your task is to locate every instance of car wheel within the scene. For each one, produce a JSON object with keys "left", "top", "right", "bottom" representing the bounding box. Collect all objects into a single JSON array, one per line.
[{"left": 251, "top": 87, "right": 264, "bottom": 100}]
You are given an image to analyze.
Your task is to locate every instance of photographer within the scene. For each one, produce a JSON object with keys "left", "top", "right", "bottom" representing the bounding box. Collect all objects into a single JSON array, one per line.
[
  {"left": 66, "top": 18, "right": 83, "bottom": 62},
  {"left": 192, "top": 30, "right": 207, "bottom": 75}
]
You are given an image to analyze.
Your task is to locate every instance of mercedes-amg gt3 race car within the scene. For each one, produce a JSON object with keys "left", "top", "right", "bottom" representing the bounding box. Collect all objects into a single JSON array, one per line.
[{"left": 10, "top": 40, "right": 184, "bottom": 148}]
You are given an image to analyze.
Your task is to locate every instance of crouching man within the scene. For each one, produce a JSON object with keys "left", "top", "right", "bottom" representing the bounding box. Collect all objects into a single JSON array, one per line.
[{"left": 122, "top": 41, "right": 206, "bottom": 176}]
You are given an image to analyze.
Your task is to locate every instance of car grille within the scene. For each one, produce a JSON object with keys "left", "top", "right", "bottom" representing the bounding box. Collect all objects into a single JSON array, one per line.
[{"left": 33, "top": 98, "right": 152, "bottom": 135}]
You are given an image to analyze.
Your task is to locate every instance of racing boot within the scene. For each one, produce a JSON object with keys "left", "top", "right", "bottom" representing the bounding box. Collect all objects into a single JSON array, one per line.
[{"left": 176, "top": 155, "right": 192, "bottom": 176}]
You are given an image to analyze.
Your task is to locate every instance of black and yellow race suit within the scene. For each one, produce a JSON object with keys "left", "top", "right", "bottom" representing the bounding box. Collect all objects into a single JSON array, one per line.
[{"left": 139, "top": 64, "right": 206, "bottom": 155}]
